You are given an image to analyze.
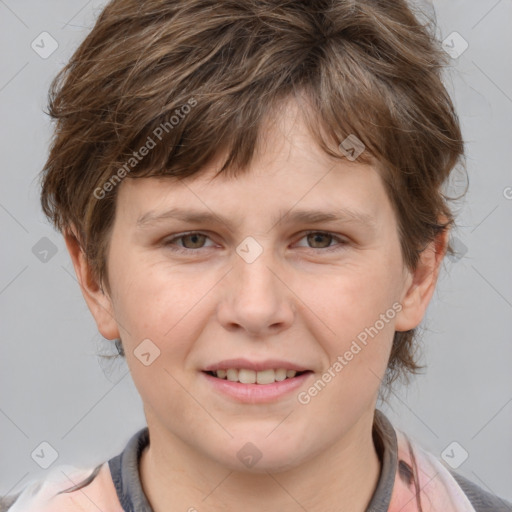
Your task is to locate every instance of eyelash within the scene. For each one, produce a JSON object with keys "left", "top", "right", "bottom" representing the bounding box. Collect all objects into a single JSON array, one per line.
[{"left": 162, "top": 231, "right": 348, "bottom": 255}]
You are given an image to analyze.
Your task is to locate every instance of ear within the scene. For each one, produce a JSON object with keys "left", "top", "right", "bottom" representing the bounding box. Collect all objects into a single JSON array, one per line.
[
  {"left": 394, "top": 225, "right": 450, "bottom": 332},
  {"left": 64, "top": 226, "right": 120, "bottom": 340}
]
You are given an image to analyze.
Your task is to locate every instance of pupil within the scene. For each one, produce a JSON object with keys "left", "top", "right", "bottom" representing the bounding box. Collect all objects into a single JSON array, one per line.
[
  {"left": 309, "top": 233, "right": 330, "bottom": 248},
  {"left": 185, "top": 234, "right": 204, "bottom": 248}
]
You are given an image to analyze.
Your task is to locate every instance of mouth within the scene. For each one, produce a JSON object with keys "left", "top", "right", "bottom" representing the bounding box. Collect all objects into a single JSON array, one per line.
[
  {"left": 201, "top": 368, "right": 313, "bottom": 403},
  {"left": 203, "top": 368, "right": 312, "bottom": 385},
  {"left": 201, "top": 359, "right": 314, "bottom": 402}
]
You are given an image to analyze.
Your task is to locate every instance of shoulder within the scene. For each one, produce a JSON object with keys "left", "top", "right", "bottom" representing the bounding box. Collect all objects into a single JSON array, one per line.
[
  {"left": 382, "top": 414, "right": 512, "bottom": 512},
  {"left": 0, "top": 494, "right": 20, "bottom": 512},
  {"left": 0, "top": 462, "right": 122, "bottom": 512},
  {"left": 1, "top": 427, "right": 149, "bottom": 512},
  {"left": 449, "top": 470, "right": 512, "bottom": 512}
]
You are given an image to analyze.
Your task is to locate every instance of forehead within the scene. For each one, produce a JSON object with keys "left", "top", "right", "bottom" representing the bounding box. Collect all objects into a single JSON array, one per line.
[
  {"left": 115, "top": 100, "right": 391, "bottom": 230},
  {"left": 117, "top": 167, "right": 389, "bottom": 241}
]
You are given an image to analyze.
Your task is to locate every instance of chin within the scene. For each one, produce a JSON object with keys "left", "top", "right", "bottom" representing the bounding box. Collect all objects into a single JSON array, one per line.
[
  {"left": 219, "top": 452, "right": 304, "bottom": 474},
  {"left": 208, "top": 435, "right": 310, "bottom": 474}
]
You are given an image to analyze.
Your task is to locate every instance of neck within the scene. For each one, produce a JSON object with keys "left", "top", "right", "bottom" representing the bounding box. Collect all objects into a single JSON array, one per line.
[{"left": 139, "top": 411, "right": 382, "bottom": 512}]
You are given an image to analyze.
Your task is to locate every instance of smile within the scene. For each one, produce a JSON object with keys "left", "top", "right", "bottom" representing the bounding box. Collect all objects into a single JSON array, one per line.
[
  {"left": 201, "top": 369, "right": 313, "bottom": 403},
  {"left": 205, "top": 368, "right": 309, "bottom": 384}
]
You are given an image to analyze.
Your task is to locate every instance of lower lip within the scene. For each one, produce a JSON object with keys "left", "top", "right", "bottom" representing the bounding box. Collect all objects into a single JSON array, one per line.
[{"left": 201, "top": 371, "right": 312, "bottom": 403}]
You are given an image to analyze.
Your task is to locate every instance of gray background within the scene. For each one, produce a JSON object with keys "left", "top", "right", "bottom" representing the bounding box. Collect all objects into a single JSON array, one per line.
[{"left": 1, "top": 0, "right": 511, "bottom": 504}]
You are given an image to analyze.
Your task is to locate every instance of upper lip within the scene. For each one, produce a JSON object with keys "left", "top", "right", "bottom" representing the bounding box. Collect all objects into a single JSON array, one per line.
[{"left": 203, "top": 358, "right": 311, "bottom": 372}]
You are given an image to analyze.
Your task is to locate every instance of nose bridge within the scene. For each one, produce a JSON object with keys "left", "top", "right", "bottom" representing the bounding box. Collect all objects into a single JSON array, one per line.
[
  {"left": 217, "top": 235, "right": 294, "bottom": 334},
  {"left": 234, "top": 236, "right": 280, "bottom": 304},
  {"left": 236, "top": 244, "right": 277, "bottom": 296}
]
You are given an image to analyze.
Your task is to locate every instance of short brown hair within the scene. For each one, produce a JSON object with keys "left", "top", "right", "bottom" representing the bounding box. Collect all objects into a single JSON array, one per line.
[{"left": 39, "top": 0, "right": 466, "bottom": 390}]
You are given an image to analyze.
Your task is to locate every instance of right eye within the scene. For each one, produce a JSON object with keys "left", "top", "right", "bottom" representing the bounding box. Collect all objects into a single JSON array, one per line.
[{"left": 162, "top": 232, "right": 217, "bottom": 253}]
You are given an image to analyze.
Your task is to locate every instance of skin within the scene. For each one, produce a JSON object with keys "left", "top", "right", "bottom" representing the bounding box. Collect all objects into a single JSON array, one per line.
[{"left": 65, "top": 99, "right": 448, "bottom": 512}]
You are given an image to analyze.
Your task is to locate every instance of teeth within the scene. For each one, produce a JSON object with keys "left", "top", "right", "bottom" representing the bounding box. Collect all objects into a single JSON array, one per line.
[
  {"left": 226, "top": 368, "right": 238, "bottom": 382},
  {"left": 256, "top": 369, "right": 275, "bottom": 384},
  {"left": 211, "top": 368, "right": 301, "bottom": 384},
  {"left": 275, "top": 368, "right": 287, "bottom": 381},
  {"left": 238, "top": 369, "right": 256, "bottom": 384}
]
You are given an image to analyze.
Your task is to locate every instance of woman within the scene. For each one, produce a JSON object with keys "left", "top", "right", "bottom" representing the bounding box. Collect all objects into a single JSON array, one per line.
[{"left": 2, "top": 0, "right": 510, "bottom": 510}]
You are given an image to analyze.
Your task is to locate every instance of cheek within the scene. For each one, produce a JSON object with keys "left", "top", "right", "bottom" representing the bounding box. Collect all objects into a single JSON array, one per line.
[
  {"left": 290, "top": 255, "right": 401, "bottom": 390},
  {"left": 296, "top": 271, "right": 397, "bottom": 420},
  {"left": 110, "top": 252, "right": 205, "bottom": 333},
  {"left": 296, "top": 257, "right": 402, "bottom": 336}
]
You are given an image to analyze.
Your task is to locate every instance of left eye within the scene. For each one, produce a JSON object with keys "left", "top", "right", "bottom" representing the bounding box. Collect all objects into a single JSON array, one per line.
[
  {"left": 296, "top": 231, "right": 346, "bottom": 250},
  {"left": 163, "top": 231, "right": 347, "bottom": 253}
]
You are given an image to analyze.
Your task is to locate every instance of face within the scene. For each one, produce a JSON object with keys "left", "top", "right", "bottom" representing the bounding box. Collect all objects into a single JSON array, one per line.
[{"left": 72, "top": 100, "right": 440, "bottom": 473}]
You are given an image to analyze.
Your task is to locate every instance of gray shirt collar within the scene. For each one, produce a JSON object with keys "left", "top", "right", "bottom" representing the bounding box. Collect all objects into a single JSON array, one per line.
[{"left": 108, "top": 409, "right": 398, "bottom": 512}]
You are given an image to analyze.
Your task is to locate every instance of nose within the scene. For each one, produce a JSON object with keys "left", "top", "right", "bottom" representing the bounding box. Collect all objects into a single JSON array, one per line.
[{"left": 216, "top": 247, "right": 295, "bottom": 336}]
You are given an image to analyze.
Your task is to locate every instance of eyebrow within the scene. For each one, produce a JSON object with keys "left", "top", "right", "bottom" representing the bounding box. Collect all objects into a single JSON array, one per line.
[{"left": 136, "top": 206, "right": 377, "bottom": 232}]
